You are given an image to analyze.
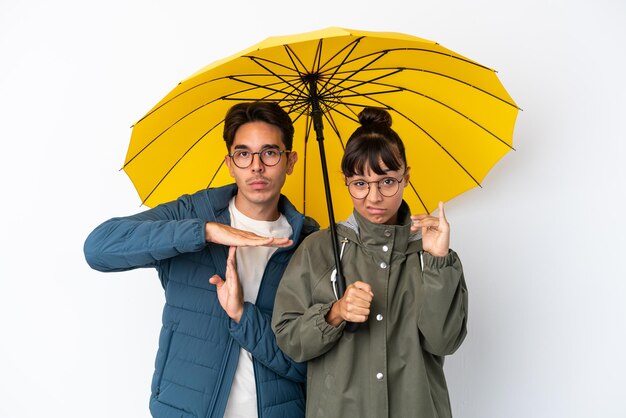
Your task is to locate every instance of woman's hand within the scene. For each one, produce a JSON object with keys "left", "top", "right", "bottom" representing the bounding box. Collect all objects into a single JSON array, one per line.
[
  {"left": 325, "top": 281, "right": 373, "bottom": 327},
  {"left": 411, "top": 201, "right": 450, "bottom": 257}
]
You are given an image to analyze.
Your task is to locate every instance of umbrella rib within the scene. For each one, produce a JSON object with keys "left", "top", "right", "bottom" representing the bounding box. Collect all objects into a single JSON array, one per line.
[
  {"left": 315, "top": 70, "right": 514, "bottom": 150},
  {"left": 317, "top": 46, "right": 518, "bottom": 109},
  {"left": 407, "top": 180, "right": 429, "bottom": 213},
  {"left": 355, "top": 92, "right": 484, "bottom": 188},
  {"left": 300, "top": 112, "right": 314, "bottom": 216},
  {"left": 359, "top": 79, "right": 514, "bottom": 149},
  {"left": 282, "top": 44, "right": 312, "bottom": 76},
  {"left": 318, "top": 38, "right": 364, "bottom": 93},
  {"left": 133, "top": 76, "right": 255, "bottom": 125},
  {"left": 321, "top": 108, "right": 350, "bottom": 150},
  {"left": 136, "top": 43, "right": 514, "bottom": 126},
  {"left": 140, "top": 121, "right": 223, "bottom": 205},
  {"left": 221, "top": 76, "right": 310, "bottom": 109},
  {"left": 319, "top": 51, "right": 391, "bottom": 100},
  {"left": 246, "top": 56, "right": 307, "bottom": 96},
  {"left": 124, "top": 98, "right": 228, "bottom": 168},
  {"left": 324, "top": 46, "right": 496, "bottom": 77},
  {"left": 134, "top": 60, "right": 304, "bottom": 126},
  {"left": 127, "top": 75, "right": 300, "bottom": 169},
  {"left": 126, "top": 78, "right": 296, "bottom": 167},
  {"left": 313, "top": 38, "right": 324, "bottom": 75},
  {"left": 336, "top": 66, "right": 518, "bottom": 109},
  {"left": 206, "top": 159, "right": 225, "bottom": 189},
  {"left": 250, "top": 38, "right": 368, "bottom": 103}
]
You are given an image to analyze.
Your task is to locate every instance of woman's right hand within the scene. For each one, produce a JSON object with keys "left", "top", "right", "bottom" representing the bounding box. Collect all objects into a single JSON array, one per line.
[{"left": 325, "top": 281, "right": 374, "bottom": 327}]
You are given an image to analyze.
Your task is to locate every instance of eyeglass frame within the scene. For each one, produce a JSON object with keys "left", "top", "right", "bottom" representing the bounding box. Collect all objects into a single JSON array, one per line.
[
  {"left": 227, "top": 147, "right": 291, "bottom": 169},
  {"left": 345, "top": 171, "right": 407, "bottom": 199}
]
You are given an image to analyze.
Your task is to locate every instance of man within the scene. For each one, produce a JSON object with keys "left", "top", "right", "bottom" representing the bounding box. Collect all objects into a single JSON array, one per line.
[{"left": 84, "top": 102, "right": 318, "bottom": 418}]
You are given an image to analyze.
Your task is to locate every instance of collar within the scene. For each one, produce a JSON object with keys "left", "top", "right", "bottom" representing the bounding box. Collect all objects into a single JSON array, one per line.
[{"left": 338, "top": 201, "right": 421, "bottom": 254}]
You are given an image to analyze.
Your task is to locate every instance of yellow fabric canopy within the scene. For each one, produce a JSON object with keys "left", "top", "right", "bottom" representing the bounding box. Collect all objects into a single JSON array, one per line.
[{"left": 123, "top": 27, "right": 519, "bottom": 227}]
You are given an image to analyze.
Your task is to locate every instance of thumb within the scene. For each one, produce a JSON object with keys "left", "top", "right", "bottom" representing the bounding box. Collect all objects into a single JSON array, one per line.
[{"left": 209, "top": 274, "right": 224, "bottom": 286}]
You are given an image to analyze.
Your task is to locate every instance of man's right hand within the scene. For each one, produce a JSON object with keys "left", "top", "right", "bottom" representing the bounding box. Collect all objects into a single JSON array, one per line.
[{"left": 205, "top": 222, "right": 293, "bottom": 247}]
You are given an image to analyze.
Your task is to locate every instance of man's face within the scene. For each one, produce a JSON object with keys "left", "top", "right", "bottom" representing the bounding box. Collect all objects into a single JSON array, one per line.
[{"left": 225, "top": 121, "right": 297, "bottom": 219}]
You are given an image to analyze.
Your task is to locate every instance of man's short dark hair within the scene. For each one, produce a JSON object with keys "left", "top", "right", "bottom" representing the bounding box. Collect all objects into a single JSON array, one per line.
[{"left": 223, "top": 102, "right": 295, "bottom": 151}]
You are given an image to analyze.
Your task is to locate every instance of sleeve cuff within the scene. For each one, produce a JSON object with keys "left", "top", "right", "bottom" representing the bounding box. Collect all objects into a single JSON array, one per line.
[
  {"left": 423, "top": 249, "right": 458, "bottom": 268},
  {"left": 313, "top": 302, "right": 345, "bottom": 338}
]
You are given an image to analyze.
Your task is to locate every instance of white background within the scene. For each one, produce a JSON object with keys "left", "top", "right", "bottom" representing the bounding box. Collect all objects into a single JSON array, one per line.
[{"left": 1, "top": 0, "right": 625, "bottom": 417}]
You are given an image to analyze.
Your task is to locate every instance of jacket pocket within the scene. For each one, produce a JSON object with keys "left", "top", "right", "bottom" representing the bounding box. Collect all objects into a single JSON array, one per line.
[{"left": 152, "top": 323, "right": 178, "bottom": 398}]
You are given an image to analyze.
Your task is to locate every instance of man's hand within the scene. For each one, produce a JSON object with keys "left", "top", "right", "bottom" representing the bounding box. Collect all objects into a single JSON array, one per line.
[
  {"left": 325, "top": 281, "right": 374, "bottom": 327},
  {"left": 209, "top": 246, "right": 244, "bottom": 323},
  {"left": 205, "top": 222, "right": 293, "bottom": 248},
  {"left": 410, "top": 201, "right": 450, "bottom": 257}
]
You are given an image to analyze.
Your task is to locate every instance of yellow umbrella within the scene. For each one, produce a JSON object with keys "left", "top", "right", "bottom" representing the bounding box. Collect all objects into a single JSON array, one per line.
[{"left": 122, "top": 27, "right": 519, "bottom": 299}]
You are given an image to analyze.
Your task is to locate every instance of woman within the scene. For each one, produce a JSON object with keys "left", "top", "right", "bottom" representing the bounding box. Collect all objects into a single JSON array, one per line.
[{"left": 272, "top": 107, "right": 468, "bottom": 418}]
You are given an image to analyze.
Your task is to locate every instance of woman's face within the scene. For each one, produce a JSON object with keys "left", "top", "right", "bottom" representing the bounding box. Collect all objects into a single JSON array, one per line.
[{"left": 344, "top": 162, "right": 409, "bottom": 225}]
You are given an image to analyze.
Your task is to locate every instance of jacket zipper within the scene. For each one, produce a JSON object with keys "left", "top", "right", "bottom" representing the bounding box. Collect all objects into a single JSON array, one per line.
[
  {"left": 253, "top": 359, "right": 262, "bottom": 417},
  {"left": 206, "top": 337, "right": 234, "bottom": 418},
  {"left": 205, "top": 237, "right": 288, "bottom": 417},
  {"left": 155, "top": 325, "right": 176, "bottom": 397}
]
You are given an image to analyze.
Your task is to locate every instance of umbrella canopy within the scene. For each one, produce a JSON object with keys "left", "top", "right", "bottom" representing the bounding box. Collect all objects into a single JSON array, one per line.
[
  {"left": 123, "top": 27, "right": 519, "bottom": 318},
  {"left": 123, "top": 27, "right": 519, "bottom": 228}
]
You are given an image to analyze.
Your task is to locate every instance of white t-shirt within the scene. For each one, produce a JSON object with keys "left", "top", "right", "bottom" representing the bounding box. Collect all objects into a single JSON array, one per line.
[{"left": 223, "top": 197, "right": 292, "bottom": 418}]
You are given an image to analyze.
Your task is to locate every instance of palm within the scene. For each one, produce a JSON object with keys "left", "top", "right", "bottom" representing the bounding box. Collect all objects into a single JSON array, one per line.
[{"left": 209, "top": 246, "right": 244, "bottom": 322}]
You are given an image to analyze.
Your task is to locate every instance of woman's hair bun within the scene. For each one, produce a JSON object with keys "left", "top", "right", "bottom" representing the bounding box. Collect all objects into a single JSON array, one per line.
[{"left": 358, "top": 107, "right": 392, "bottom": 129}]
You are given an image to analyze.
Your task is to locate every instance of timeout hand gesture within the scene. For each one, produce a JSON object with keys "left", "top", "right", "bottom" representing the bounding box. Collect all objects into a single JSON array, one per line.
[
  {"left": 209, "top": 246, "right": 244, "bottom": 323},
  {"left": 410, "top": 201, "right": 450, "bottom": 257},
  {"left": 205, "top": 222, "right": 293, "bottom": 248}
]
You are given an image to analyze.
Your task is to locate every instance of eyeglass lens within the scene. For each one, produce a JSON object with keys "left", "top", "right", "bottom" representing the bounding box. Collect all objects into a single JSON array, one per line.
[
  {"left": 348, "top": 177, "right": 402, "bottom": 199},
  {"left": 231, "top": 150, "right": 284, "bottom": 168}
]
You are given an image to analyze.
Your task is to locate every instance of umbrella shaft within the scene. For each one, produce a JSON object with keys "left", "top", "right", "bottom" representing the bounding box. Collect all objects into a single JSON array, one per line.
[{"left": 308, "top": 79, "right": 346, "bottom": 295}]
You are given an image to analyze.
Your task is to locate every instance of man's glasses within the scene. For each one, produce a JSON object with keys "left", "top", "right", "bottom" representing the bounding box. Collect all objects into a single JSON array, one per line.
[
  {"left": 346, "top": 173, "right": 406, "bottom": 199},
  {"left": 228, "top": 149, "right": 290, "bottom": 169}
]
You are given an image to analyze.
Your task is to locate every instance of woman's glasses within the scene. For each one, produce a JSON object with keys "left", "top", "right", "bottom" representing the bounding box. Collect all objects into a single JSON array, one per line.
[{"left": 346, "top": 173, "right": 406, "bottom": 199}]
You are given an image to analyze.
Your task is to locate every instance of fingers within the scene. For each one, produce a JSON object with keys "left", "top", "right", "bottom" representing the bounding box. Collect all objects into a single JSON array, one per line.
[
  {"left": 412, "top": 216, "right": 439, "bottom": 229},
  {"left": 226, "top": 246, "right": 237, "bottom": 277},
  {"left": 227, "top": 246, "right": 237, "bottom": 265},
  {"left": 264, "top": 237, "right": 294, "bottom": 248},
  {"left": 207, "top": 222, "right": 293, "bottom": 248},
  {"left": 340, "top": 281, "right": 374, "bottom": 323},
  {"left": 412, "top": 203, "right": 449, "bottom": 232},
  {"left": 349, "top": 281, "right": 374, "bottom": 297},
  {"left": 225, "top": 247, "right": 241, "bottom": 293}
]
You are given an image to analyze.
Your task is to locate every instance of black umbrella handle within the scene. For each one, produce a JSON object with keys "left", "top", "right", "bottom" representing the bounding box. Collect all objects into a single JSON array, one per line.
[
  {"left": 314, "top": 124, "right": 360, "bottom": 333},
  {"left": 310, "top": 84, "right": 359, "bottom": 332}
]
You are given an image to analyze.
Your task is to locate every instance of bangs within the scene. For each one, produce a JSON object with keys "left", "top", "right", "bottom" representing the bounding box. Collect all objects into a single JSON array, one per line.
[{"left": 342, "top": 135, "right": 404, "bottom": 177}]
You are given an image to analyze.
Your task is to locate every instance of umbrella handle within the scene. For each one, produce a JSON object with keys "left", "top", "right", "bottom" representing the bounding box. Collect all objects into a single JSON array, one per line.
[{"left": 344, "top": 322, "right": 361, "bottom": 332}]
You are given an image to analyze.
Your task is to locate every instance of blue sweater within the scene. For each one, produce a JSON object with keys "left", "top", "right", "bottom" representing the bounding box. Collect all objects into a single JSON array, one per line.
[{"left": 84, "top": 184, "right": 319, "bottom": 418}]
